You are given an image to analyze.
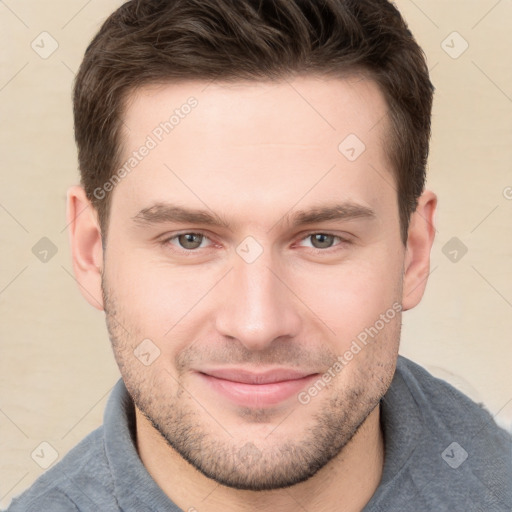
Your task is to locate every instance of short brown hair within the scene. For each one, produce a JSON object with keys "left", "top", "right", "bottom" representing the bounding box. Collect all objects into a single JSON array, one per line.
[{"left": 73, "top": 0, "right": 434, "bottom": 244}]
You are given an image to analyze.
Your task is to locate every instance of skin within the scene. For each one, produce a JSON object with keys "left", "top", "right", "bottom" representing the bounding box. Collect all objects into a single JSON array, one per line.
[{"left": 67, "top": 74, "right": 437, "bottom": 512}]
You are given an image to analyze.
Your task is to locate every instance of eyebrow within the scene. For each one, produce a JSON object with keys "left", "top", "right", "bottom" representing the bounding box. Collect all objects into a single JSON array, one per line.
[
  {"left": 282, "top": 202, "right": 376, "bottom": 227},
  {"left": 132, "top": 204, "right": 231, "bottom": 229},
  {"left": 131, "top": 201, "right": 376, "bottom": 230}
]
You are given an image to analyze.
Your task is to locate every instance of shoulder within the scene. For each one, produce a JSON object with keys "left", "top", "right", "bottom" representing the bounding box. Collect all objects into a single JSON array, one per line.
[
  {"left": 4, "top": 427, "right": 119, "bottom": 512},
  {"left": 395, "top": 355, "right": 510, "bottom": 439},
  {"left": 389, "top": 356, "right": 512, "bottom": 509},
  {"left": 6, "top": 489, "right": 79, "bottom": 512}
]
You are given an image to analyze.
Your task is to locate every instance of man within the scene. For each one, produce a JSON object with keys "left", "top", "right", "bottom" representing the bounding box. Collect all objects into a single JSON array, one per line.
[{"left": 6, "top": 0, "right": 511, "bottom": 510}]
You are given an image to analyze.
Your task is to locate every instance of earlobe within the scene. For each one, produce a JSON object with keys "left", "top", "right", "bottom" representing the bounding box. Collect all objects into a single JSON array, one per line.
[
  {"left": 66, "top": 185, "right": 105, "bottom": 311},
  {"left": 402, "top": 189, "right": 437, "bottom": 311}
]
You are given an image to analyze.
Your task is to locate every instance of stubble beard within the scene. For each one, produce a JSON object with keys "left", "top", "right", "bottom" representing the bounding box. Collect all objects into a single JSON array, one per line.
[{"left": 102, "top": 279, "right": 399, "bottom": 490}]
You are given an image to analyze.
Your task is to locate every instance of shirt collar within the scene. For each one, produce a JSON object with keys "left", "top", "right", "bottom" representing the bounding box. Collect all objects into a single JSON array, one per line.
[{"left": 103, "top": 378, "right": 181, "bottom": 511}]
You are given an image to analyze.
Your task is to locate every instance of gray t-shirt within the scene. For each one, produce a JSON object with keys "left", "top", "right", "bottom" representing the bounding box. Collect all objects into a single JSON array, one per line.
[{"left": 4, "top": 356, "right": 512, "bottom": 511}]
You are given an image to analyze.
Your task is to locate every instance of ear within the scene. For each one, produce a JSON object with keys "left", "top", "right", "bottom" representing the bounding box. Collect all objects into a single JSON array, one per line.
[
  {"left": 66, "top": 185, "right": 105, "bottom": 311},
  {"left": 402, "top": 189, "right": 437, "bottom": 311}
]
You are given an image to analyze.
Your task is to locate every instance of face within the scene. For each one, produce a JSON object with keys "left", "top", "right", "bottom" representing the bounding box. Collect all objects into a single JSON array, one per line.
[{"left": 101, "top": 75, "right": 405, "bottom": 490}]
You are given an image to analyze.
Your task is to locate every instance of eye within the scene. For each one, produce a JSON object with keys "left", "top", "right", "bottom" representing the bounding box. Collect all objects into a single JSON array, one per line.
[
  {"left": 167, "top": 232, "right": 212, "bottom": 250},
  {"left": 298, "top": 233, "right": 346, "bottom": 250}
]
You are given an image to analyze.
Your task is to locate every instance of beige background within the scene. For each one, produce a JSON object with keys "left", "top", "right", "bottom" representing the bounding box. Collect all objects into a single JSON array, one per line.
[{"left": 1, "top": 0, "right": 511, "bottom": 507}]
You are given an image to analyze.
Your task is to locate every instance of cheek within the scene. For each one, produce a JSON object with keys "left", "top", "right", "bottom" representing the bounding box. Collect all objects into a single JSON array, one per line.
[
  {"left": 105, "top": 249, "right": 222, "bottom": 343},
  {"left": 290, "top": 252, "right": 402, "bottom": 342}
]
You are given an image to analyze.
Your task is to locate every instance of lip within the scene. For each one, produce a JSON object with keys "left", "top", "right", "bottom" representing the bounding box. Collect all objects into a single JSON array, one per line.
[{"left": 195, "top": 368, "right": 320, "bottom": 407}]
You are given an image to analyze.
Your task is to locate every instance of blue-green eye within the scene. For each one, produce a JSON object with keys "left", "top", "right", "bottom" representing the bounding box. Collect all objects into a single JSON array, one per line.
[
  {"left": 170, "top": 233, "right": 211, "bottom": 250},
  {"left": 300, "top": 233, "right": 343, "bottom": 250},
  {"left": 161, "top": 231, "right": 348, "bottom": 254}
]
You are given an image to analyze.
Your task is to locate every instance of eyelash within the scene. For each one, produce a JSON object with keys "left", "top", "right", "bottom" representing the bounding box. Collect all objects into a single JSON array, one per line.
[{"left": 159, "top": 231, "right": 351, "bottom": 255}]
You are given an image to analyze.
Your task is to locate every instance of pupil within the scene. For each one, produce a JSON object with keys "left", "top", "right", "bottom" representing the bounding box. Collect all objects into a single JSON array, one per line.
[
  {"left": 180, "top": 233, "right": 201, "bottom": 249},
  {"left": 313, "top": 234, "right": 332, "bottom": 248}
]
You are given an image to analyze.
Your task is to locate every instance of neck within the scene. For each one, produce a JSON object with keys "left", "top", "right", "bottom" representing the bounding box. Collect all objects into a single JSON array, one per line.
[{"left": 135, "top": 405, "right": 385, "bottom": 512}]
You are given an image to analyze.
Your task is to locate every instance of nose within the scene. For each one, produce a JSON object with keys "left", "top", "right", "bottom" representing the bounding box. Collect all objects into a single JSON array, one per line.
[{"left": 214, "top": 248, "right": 302, "bottom": 351}]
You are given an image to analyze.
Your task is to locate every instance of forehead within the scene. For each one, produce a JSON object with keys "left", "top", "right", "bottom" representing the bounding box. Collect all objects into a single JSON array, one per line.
[
  {"left": 113, "top": 75, "right": 394, "bottom": 225},
  {"left": 121, "top": 74, "right": 390, "bottom": 146}
]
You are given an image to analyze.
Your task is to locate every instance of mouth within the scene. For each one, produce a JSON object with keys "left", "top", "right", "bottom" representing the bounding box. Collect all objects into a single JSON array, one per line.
[{"left": 195, "top": 368, "right": 320, "bottom": 407}]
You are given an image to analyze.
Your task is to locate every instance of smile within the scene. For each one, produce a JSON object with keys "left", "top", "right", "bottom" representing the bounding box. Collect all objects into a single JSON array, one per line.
[{"left": 195, "top": 368, "right": 320, "bottom": 407}]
